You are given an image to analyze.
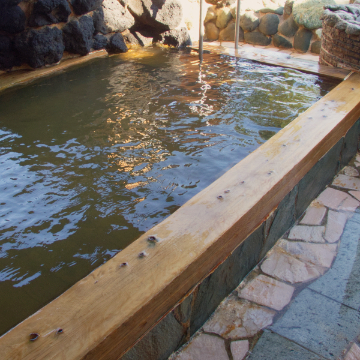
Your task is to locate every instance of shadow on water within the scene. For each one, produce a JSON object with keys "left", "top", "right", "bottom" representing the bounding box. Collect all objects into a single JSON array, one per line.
[{"left": 0, "top": 47, "right": 339, "bottom": 335}]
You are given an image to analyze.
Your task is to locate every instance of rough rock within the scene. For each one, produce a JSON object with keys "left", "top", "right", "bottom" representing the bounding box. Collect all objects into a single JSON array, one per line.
[
  {"left": 240, "top": 11, "right": 260, "bottom": 32},
  {"left": 205, "top": 0, "right": 236, "bottom": 6},
  {"left": 259, "top": 13, "right": 279, "bottom": 35},
  {"left": 258, "top": 0, "right": 284, "bottom": 15},
  {"left": 278, "top": 14, "right": 298, "bottom": 37},
  {"left": 92, "top": 33, "right": 108, "bottom": 49},
  {"left": 28, "top": 0, "right": 71, "bottom": 27},
  {"left": 123, "top": 29, "right": 153, "bottom": 46},
  {"left": 107, "top": 32, "right": 128, "bottom": 53},
  {"left": 205, "top": 21, "right": 220, "bottom": 40},
  {"left": 284, "top": 0, "right": 294, "bottom": 17},
  {"left": 293, "top": 0, "right": 337, "bottom": 30},
  {"left": 0, "top": 35, "right": 20, "bottom": 70},
  {"left": 310, "top": 40, "right": 321, "bottom": 54},
  {"left": 128, "top": 0, "right": 183, "bottom": 31},
  {"left": 0, "top": 5, "right": 26, "bottom": 34},
  {"left": 62, "top": 16, "right": 94, "bottom": 55},
  {"left": 204, "top": 6, "right": 217, "bottom": 24},
  {"left": 314, "top": 28, "right": 322, "bottom": 40},
  {"left": 293, "top": 27, "right": 312, "bottom": 52},
  {"left": 203, "top": 295, "right": 275, "bottom": 339},
  {"left": 244, "top": 31, "right": 271, "bottom": 45},
  {"left": 273, "top": 34, "right": 292, "bottom": 48},
  {"left": 93, "top": 0, "right": 134, "bottom": 34},
  {"left": 14, "top": 26, "right": 64, "bottom": 68},
  {"left": 216, "top": 6, "right": 232, "bottom": 29},
  {"left": 71, "top": 0, "right": 103, "bottom": 16},
  {"left": 156, "top": 27, "right": 192, "bottom": 47},
  {"left": 219, "top": 20, "right": 244, "bottom": 41}
]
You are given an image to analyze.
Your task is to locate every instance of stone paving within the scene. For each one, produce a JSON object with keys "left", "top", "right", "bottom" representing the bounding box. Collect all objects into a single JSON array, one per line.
[{"left": 169, "top": 154, "right": 360, "bottom": 360}]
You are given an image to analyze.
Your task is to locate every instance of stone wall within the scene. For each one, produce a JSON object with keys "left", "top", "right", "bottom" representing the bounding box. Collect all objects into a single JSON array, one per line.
[
  {"left": 0, "top": 0, "right": 196, "bottom": 71},
  {"left": 204, "top": 0, "right": 351, "bottom": 54},
  {"left": 320, "top": 2, "right": 360, "bottom": 70}
]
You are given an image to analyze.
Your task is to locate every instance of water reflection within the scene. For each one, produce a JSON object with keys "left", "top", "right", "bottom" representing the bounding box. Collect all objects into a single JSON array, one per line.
[{"left": 0, "top": 47, "right": 339, "bottom": 334}]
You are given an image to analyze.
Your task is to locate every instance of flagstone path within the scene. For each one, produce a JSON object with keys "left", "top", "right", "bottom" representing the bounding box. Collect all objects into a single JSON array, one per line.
[{"left": 169, "top": 153, "right": 360, "bottom": 360}]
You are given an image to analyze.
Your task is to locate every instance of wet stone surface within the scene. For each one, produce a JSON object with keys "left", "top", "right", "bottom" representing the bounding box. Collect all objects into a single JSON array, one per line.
[
  {"left": 270, "top": 288, "right": 360, "bottom": 359},
  {"left": 202, "top": 296, "right": 275, "bottom": 339},
  {"left": 309, "top": 210, "right": 360, "bottom": 311}
]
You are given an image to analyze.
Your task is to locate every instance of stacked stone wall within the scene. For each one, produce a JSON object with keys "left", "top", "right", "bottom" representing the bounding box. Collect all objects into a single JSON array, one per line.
[
  {"left": 0, "top": 0, "right": 194, "bottom": 71},
  {"left": 320, "top": 4, "right": 360, "bottom": 70},
  {"left": 204, "top": 0, "right": 352, "bottom": 55}
]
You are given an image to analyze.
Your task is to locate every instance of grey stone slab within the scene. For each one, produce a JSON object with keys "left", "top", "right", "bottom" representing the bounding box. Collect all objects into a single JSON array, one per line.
[
  {"left": 260, "top": 185, "right": 297, "bottom": 259},
  {"left": 121, "top": 311, "right": 186, "bottom": 360},
  {"left": 340, "top": 119, "right": 360, "bottom": 169},
  {"left": 247, "top": 330, "right": 324, "bottom": 360},
  {"left": 309, "top": 211, "right": 360, "bottom": 311},
  {"left": 296, "top": 138, "right": 343, "bottom": 218},
  {"left": 190, "top": 224, "right": 264, "bottom": 335},
  {"left": 270, "top": 288, "right": 360, "bottom": 359}
]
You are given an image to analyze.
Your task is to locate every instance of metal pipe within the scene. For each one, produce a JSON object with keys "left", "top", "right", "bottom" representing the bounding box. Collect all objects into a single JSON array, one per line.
[
  {"left": 235, "top": 0, "right": 241, "bottom": 51},
  {"left": 199, "top": 0, "right": 204, "bottom": 62}
]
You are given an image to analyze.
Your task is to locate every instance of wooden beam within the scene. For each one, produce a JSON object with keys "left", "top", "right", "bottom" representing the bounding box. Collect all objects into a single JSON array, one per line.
[
  {"left": 202, "top": 42, "right": 351, "bottom": 80},
  {"left": 0, "top": 73, "right": 360, "bottom": 360}
]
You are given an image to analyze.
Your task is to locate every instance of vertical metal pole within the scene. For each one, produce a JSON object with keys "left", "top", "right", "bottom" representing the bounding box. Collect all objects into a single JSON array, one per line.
[
  {"left": 199, "top": 0, "right": 204, "bottom": 62},
  {"left": 235, "top": 0, "right": 241, "bottom": 51}
]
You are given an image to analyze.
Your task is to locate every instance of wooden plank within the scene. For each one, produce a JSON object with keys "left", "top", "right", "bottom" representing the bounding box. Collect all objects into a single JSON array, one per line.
[
  {"left": 0, "top": 50, "right": 108, "bottom": 93},
  {"left": 200, "top": 42, "right": 351, "bottom": 80},
  {"left": 0, "top": 73, "right": 359, "bottom": 360}
]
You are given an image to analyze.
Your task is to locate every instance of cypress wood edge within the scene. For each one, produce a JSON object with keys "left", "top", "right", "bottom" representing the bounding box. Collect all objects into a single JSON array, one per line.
[{"left": 0, "top": 72, "right": 359, "bottom": 360}]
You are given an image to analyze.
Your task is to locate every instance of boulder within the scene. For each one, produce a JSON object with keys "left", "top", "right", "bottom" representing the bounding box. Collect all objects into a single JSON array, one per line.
[
  {"left": 293, "top": 0, "right": 337, "bottom": 30},
  {"left": 273, "top": 33, "right": 292, "bottom": 48},
  {"left": 216, "top": 7, "right": 232, "bottom": 29},
  {"left": 71, "top": 0, "right": 103, "bottom": 16},
  {"left": 123, "top": 29, "right": 153, "bottom": 46},
  {"left": 0, "top": 35, "right": 20, "bottom": 70},
  {"left": 128, "top": 0, "right": 183, "bottom": 31},
  {"left": 93, "top": 0, "right": 134, "bottom": 34},
  {"left": 240, "top": 11, "right": 260, "bottom": 32},
  {"left": 107, "top": 32, "right": 128, "bottom": 53},
  {"left": 28, "top": 0, "right": 71, "bottom": 27},
  {"left": 259, "top": 13, "right": 279, "bottom": 35},
  {"left": 258, "top": 0, "right": 284, "bottom": 15},
  {"left": 0, "top": 5, "right": 26, "bottom": 34},
  {"left": 259, "top": 6, "right": 284, "bottom": 15},
  {"left": 314, "top": 28, "right": 322, "bottom": 41},
  {"left": 278, "top": 14, "right": 298, "bottom": 37},
  {"left": 244, "top": 31, "right": 271, "bottom": 45},
  {"left": 156, "top": 27, "right": 192, "bottom": 47},
  {"left": 204, "top": 6, "right": 217, "bottom": 24},
  {"left": 62, "top": 15, "right": 94, "bottom": 55},
  {"left": 284, "top": 0, "right": 294, "bottom": 17},
  {"left": 14, "top": 26, "right": 64, "bottom": 68},
  {"left": 205, "top": 0, "right": 235, "bottom": 6},
  {"left": 219, "top": 20, "right": 244, "bottom": 41},
  {"left": 293, "top": 27, "right": 312, "bottom": 52},
  {"left": 92, "top": 34, "right": 108, "bottom": 49},
  {"left": 205, "top": 21, "right": 220, "bottom": 40},
  {"left": 310, "top": 40, "right": 321, "bottom": 54}
]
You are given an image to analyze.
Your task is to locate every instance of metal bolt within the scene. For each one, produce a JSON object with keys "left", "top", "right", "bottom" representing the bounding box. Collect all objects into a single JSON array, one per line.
[
  {"left": 224, "top": 190, "right": 230, "bottom": 193},
  {"left": 30, "top": 333, "right": 39, "bottom": 342},
  {"left": 148, "top": 235, "right": 158, "bottom": 243},
  {"left": 217, "top": 195, "right": 223, "bottom": 200},
  {"left": 119, "top": 262, "right": 128, "bottom": 268},
  {"left": 57, "top": 329, "right": 63, "bottom": 335},
  {"left": 138, "top": 252, "right": 147, "bottom": 258}
]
